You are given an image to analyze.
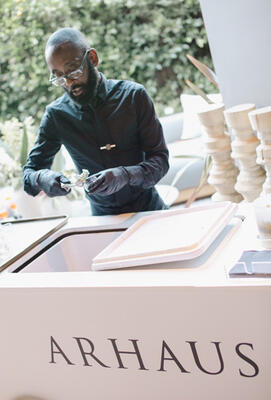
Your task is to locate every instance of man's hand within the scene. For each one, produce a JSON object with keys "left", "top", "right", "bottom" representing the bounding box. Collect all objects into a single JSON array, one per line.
[
  {"left": 84, "top": 167, "right": 129, "bottom": 196},
  {"left": 37, "top": 169, "right": 71, "bottom": 197}
]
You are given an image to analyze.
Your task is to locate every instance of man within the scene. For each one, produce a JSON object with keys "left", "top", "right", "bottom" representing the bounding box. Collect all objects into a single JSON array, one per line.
[{"left": 23, "top": 28, "right": 169, "bottom": 216}]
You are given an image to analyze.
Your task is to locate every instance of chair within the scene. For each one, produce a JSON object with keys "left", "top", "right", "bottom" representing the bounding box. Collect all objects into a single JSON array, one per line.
[{"left": 156, "top": 112, "right": 215, "bottom": 207}]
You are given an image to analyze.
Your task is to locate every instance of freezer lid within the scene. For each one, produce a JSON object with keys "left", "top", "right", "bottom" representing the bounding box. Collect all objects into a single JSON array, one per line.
[
  {"left": 0, "top": 215, "right": 68, "bottom": 272},
  {"left": 92, "top": 202, "right": 238, "bottom": 271}
]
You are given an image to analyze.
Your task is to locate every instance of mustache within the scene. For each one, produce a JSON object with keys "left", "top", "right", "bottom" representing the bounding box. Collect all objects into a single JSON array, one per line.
[
  {"left": 69, "top": 77, "right": 98, "bottom": 91},
  {"left": 69, "top": 84, "right": 83, "bottom": 92}
]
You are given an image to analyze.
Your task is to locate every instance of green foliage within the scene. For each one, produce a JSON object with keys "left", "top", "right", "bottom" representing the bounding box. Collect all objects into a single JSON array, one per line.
[
  {"left": 0, "top": 117, "right": 37, "bottom": 188},
  {"left": 20, "top": 124, "right": 28, "bottom": 168},
  {"left": 0, "top": 0, "right": 213, "bottom": 123}
]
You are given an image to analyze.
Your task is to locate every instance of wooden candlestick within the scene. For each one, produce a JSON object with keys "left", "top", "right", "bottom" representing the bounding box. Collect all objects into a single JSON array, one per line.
[
  {"left": 224, "top": 104, "right": 266, "bottom": 202},
  {"left": 249, "top": 106, "right": 271, "bottom": 195},
  {"left": 197, "top": 104, "right": 243, "bottom": 203}
]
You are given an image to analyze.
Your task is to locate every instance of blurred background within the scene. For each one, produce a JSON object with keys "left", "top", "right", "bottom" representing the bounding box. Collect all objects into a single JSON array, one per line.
[
  {"left": 0, "top": 0, "right": 213, "bottom": 123},
  {"left": 0, "top": 0, "right": 215, "bottom": 218}
]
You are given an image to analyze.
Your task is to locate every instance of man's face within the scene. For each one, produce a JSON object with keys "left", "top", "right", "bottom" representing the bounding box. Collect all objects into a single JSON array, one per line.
[
  {"left": 46, "top": 42, "right": 99, "bottom": 105},
  {"left": 64, "top": 60, "right": 99, "bottom": 105}
]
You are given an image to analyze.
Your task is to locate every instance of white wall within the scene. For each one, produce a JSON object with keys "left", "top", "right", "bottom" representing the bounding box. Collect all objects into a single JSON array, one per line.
[{"left": 199, "top": 0, "right": 271, "bottom": 108}]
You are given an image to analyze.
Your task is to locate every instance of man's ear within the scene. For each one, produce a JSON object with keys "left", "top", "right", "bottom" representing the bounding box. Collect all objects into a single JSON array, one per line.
[{"left": 88, "top": 48, "right": 99, "bottom": 67}]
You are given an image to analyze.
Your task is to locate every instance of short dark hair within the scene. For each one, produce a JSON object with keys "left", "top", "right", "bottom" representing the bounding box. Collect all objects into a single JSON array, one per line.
[{"left": 46, "top": 28, "right": 89, "bottom": 51}]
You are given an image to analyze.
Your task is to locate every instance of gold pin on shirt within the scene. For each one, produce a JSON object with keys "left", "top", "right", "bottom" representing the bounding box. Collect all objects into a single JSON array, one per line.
[{"left": 99, "top": 144, "right": 116, "bottom": 151}]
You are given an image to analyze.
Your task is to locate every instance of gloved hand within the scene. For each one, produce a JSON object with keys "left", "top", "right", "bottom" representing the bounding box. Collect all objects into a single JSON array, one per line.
[
  {"left": 36, "top": 169, "right": 71, "bottom": 197},
  {"left": 84, "top": 167, "right": 129, "bottom": 196}
]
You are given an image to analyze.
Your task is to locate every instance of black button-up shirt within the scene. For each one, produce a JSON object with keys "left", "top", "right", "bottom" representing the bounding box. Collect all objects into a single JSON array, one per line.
[{"left": 23, "top": 73, "right": 169, "bottom": 215}]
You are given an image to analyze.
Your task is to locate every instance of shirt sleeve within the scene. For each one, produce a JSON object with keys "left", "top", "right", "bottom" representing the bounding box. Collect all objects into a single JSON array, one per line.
[
  {"left": 22, "top": 107, "right": 62, "bottom": 196},
  {"left": 124, "top": 86, "right": 169, "bottom": 189}
]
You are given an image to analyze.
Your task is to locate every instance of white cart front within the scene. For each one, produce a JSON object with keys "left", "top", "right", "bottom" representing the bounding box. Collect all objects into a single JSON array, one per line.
[{"left": 0, "top": 204, "right": 270, "bottom": 400}]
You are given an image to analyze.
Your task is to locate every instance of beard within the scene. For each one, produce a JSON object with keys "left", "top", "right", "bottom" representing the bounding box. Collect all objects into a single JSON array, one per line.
[{"left": 64, "top": 61, "right": 99, "bottom": 106}]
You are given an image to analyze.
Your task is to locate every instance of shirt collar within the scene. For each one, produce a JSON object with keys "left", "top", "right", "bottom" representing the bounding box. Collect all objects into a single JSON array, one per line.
[{"left": 96, "top": 72, "right": 108, "bottom": 105}]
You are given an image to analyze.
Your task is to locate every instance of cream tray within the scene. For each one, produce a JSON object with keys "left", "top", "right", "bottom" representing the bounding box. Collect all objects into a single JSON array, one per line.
[{"left": 92, "top": 201, "right": 237, "bottom": 270}]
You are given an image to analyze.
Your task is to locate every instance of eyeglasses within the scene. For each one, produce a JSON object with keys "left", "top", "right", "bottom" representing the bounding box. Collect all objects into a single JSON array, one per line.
[{"left": 49, "top": 48, "right": 91, "bottom": 87}]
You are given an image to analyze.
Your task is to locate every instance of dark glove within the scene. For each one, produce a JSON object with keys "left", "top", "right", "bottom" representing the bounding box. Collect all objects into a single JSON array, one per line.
[
  {"left": 84, "top": 167, "right": 129, "bottom": 196},
  {"left": 36, "top": 169, "right": 71, "bottom": 197}
]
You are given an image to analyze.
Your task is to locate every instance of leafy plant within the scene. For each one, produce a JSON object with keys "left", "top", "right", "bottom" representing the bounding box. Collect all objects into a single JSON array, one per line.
[
  {"left": 0, "top": 0, "right": 213, "bottom": 123},
  {"left": 181, "top": 54, "right": 220, "bottom": 206},
  {"left": 185, "top": 79, "right": 214, "bottom": 104},
  {"left": 185, "top": 52, "right": 219, "bottom": 102},
  {"left": 184, "top": 153, "right": 212, "bottom": 207},
  {"left": 0, "top": 117, "right": 37, "bottom": 188}
]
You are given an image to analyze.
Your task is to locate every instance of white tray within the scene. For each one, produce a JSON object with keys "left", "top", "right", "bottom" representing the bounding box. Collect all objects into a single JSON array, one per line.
[{"left": 91, "top": 202, "right": 237, "bottom": 271}]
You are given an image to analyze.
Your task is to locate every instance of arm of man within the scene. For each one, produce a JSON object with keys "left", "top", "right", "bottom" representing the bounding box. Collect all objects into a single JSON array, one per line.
[
  {"left": 23, "top": 108, "right": 71, "bottom": 197},
  {"left": 85, "top": 86, "right": 169, "bottom": 196},
  {"left": 125, "top": 85, "right": 169, "bottom": 188}
]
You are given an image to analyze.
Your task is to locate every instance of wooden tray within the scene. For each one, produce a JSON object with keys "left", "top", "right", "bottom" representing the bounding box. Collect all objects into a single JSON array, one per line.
[{"left": 92, "top": 202, "right": 237, "bottom": 270}]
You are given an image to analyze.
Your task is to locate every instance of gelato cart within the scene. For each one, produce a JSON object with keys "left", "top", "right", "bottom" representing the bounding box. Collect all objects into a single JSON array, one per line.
[{"left": 0, "top": 202, "right": 270, "bottom": 400}]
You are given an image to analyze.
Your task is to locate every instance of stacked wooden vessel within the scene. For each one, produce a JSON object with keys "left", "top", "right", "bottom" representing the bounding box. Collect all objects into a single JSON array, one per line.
[{"left": 196, "top": 102, "right": 271, "bottom": 202}]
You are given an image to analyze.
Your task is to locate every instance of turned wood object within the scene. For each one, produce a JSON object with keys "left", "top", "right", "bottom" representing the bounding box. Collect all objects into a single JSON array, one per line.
[
  {"left": 224, "top": 103, "right": 266, "bottom": 202},
  {"left": 249, "top": 106, "right": 271, "bottom": 195},
  {"left": 197, "top": 104, "right": 243, "bottom": 203}
]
